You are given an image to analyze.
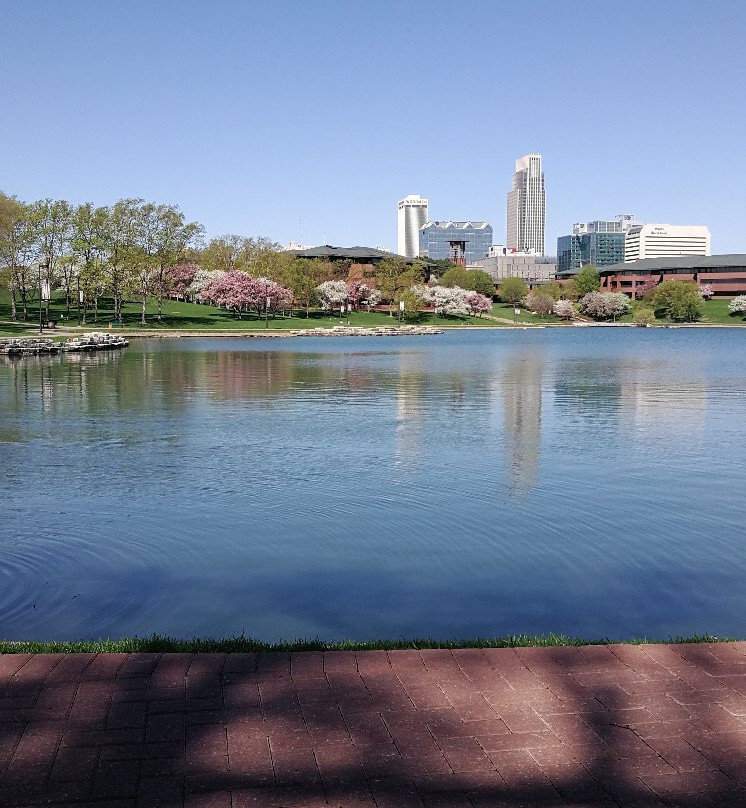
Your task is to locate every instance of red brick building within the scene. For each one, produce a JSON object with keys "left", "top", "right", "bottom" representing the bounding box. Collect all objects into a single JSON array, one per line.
[{"left": 559, "top": 255, "right": 746, "bottom": 298}]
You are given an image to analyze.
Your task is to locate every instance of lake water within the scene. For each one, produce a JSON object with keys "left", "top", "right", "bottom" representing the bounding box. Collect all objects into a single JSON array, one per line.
[{"left": 1, "top": 328, "right": 745, "bottom": 642}]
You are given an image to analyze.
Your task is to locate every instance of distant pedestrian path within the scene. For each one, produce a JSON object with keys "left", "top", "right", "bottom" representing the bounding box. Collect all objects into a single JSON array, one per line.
[{"left": 1, "top": 643, "right": 745, "bottom": 806}]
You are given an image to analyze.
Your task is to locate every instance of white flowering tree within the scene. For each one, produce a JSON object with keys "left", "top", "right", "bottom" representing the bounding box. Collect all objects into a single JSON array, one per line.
[
  {"left": 315, "top": 280, "right": 349, "bottom": 311},
  {"left": 188, "top": 269, "right": 225, "bottom": 302},
  {"left": 728, "top": 295, "right": 746, "bottom": 315},
  {"left": 554, "top": 299, "right": 575, "bottom": 320},
  {"left": 579, "top": 291, "right": 631, "bottom": 321},
  {"left": 410, "top": 284, "right": 434, "bottom": 305},
  {"left": 604, "top": 292, "right": 632, "bottom": 321},
  {"left": 432, "top": 285, "right": 470, "bottom": 316}
]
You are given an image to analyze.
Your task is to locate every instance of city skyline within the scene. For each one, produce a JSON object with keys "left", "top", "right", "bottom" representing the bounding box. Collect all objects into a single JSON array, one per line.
[{"left": 1, "top": 1, "right": 744, "bottom": 254}]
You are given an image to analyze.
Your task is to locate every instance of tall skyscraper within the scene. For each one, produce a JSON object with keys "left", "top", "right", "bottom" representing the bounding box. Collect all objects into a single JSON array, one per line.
[
  {"left": 397, "top": 195, "right": 428, "bottom": 257},
  {"left": 506, "top": 154, "right": 545, "bottom": 255}
]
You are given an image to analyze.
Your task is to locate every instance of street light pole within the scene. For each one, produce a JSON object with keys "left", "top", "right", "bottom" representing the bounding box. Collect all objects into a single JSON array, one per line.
[
  {"left": 399, "top": 299, "right": 404, "bottom": 326},
  {"left": 38, "top": 264, "right": 43, "bottom": 334},
  {"left": 265, "top": 296, "right": 270, "bottom": 329}
]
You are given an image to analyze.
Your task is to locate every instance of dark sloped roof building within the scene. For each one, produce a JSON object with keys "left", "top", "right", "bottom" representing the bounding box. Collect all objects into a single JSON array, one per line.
[{"left": 557, "top": 254, "right": 746, "bottom": 297}]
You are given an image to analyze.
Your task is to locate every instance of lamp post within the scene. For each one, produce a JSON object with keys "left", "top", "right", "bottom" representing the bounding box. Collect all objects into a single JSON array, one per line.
[
  {"left": 398, "top": 299, "right": 404, "bottom": 326},
  {"left": 38, "top": 264, "right": 43, "bottom": 334},
  {"left": 265, "top": 296, "right": 270, "bottom": 329},
  {"left": 39, "top": 269, "right": 51, "bottom": 334}
]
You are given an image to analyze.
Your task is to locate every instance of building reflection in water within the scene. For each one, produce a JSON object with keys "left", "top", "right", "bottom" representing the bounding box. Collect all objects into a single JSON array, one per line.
[
  {"left": 619, "top": 359, "right": 707, "bottom": 441},
  {"left": 394, "top": 352, "right": 426, "bottom": 468},
  {"left": 500, "top": 349, "right": 545, "bottom": 494}
]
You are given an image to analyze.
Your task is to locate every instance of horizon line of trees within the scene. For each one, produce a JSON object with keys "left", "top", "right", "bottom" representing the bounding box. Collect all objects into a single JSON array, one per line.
[{"left": 1, "top": 191, "right": 503, "bottom": 325}]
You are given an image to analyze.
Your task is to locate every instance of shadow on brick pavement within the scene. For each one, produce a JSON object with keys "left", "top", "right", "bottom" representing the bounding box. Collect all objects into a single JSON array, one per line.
[{"left": 1, "top": 643, "right": 746, "bottom": 807}]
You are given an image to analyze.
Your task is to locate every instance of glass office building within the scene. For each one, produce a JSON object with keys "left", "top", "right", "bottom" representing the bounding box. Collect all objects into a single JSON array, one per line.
[
  {"left": 557, "top": 230, "right": 626, "bottom": 274},
  {"left": 419, "top": 221, "right": 493, "bottom": 265}
]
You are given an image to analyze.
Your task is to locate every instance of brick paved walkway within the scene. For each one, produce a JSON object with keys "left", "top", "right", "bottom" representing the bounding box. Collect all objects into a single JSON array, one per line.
[{"left": 1, "top": 644, "right": 746, "bottom": 807}]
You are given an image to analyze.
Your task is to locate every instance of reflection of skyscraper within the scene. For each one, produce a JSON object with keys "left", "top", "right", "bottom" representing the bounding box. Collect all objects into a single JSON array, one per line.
[
  {"left": 394, "top": 352, "right": 426, "bottom": 466},
  {"left": 501, "top": 352, "right": 544, "bottom": 492},
  {"left": 506, "top": 153, "right": 545, "bottom": 254}
]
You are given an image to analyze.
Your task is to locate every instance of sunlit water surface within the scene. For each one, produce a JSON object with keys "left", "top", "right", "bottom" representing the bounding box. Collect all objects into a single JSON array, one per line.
[{"left": 1, "top": 328, "right": 745, "bottom": 642}]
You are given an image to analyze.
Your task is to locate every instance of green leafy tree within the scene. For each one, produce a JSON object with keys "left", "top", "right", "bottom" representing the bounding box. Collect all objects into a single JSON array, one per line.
[
  {"left": 574, "top": 263, "right": 600, "bottom": 296},
  {"left": 98, "top": 199, "right": 141, "bottom": 323},
  {"left": 283, "top": 258, "right": 328, "bottom": 316},
  {"left": 394, "top": 287, "right": 426, "bottom": 320},
  {"left": 424, "top": 257, "right": 460, "bottom": 280},
  {"left": 199, "top": 235, "right": 278, "bottom": 274},
  {"left": 651, "top": 280, "right": 703, "bottom": 322},
  {"left": 70, "top": 203, "right": 109, "bottom": 323},
  {"left": 139, "top": 203, "right": 203, "bottom": 321},
  {"left": 0, "top": 192, "right": 36, "bottom": 320},
  {"left": 538, "top": 281, "right": 562, "bottom": 300},
  {"left": 633, "top": 306, "right": 656, "bottom": 326},
  {"left": 498, "top": 276, "right": 528, "bottom": 305},
  {"left": 28, "top": 198, "right": 73, "bottom": 321},
  {"left": 375, "top": 257, "right": 422, "bottom": 315},
  {"left": 440, "top": 266, "right": 470, "bottom": 289},
  {"left": 467, "top": 270, "right": 495, "bottom": 297},
  {"left": 441, "top": 266, "right": 495, "bottom": 297},
  {"left": 562, "top": 278, "right": 579, "bottom": 301}
]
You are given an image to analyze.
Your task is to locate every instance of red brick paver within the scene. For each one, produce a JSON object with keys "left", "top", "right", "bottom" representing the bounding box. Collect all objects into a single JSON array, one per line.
[{"left": 1, "top": 643, "right": 746, "bottom": 806}]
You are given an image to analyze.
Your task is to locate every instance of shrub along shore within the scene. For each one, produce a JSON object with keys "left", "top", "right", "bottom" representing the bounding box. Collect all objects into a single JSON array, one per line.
[{"left": 0, "top": 633, "right": 736, "bottom": 655}]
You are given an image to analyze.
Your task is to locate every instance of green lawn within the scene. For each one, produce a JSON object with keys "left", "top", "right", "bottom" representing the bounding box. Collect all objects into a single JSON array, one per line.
[
  {"left": 4, "top": 293, "right": 744, "bottom": 337},
  {"left": 491, "top": 302, "right": 562, "bottom": 324},
  {"left": 622, "top": 298, "right": 745, "bottom": 325},
  {"left": 700, "top": 297, "right": 745, "bottom": 324},
  {"left": 0, "top": 292, "right": 500, "bottom": 335}
]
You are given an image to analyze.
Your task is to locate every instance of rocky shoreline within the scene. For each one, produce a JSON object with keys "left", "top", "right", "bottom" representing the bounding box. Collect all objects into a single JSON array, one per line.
[{"left": 125, "top": 324, "right": 446, "bottom": 339}]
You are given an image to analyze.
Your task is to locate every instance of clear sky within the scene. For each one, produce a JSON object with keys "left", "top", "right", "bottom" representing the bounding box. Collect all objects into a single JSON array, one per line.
[{"left": 2, "top": 0, "right": 744, "bottom": 253}]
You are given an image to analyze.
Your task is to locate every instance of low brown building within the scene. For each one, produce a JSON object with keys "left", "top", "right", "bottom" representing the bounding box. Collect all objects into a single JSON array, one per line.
[{"left": 559, "top": 254, "right": 746, "bottom": 298}]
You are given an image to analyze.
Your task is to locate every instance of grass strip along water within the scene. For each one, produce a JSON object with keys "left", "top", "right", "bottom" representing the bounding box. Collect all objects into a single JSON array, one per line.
[{"left": 0, "top": 633, "right": 736, "bottom": 654}]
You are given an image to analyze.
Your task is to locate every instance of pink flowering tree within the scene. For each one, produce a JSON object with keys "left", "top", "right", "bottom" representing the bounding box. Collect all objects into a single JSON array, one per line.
[
  {"left": 202, "top": 271, "right": 256, "bottom": 318},
  {"left": 634, "top": 277, "right": 659, "bottom": 300},
  {"left": 699, "top": 284, "right": 713, "bottom": 300},
  {"left": 166, "top": 264, "right": 198, "bottom": 300},
  {"left": 252, "top": 276, "right": 293, "bottom": 314},
  {"left": 465, "top": 291, "right": 492, "bottom": 317}
]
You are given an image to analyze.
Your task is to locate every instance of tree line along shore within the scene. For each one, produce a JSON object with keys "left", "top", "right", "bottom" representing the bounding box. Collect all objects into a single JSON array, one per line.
[{"left": 2, "top": 192, "right": 745, "bottom": 337}]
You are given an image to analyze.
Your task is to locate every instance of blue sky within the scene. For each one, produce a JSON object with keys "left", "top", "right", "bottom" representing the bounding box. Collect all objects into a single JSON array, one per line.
[{"left": 2, "top": 0, "right": 744, "bottom": 253}]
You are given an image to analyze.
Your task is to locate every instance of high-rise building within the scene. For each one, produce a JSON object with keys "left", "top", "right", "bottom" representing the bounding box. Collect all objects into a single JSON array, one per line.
[
  {"left": 397, "top": 195, "right": 428, "bottom": 257},
  {"left": 506, "top": 153, "right": 545, "bottom": 255},
  {"left": 624, "top": 224, "right": 711, "bottom": 262},
  {"left": 419, "top": 221, "right": 492, "bottom": 265}
]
